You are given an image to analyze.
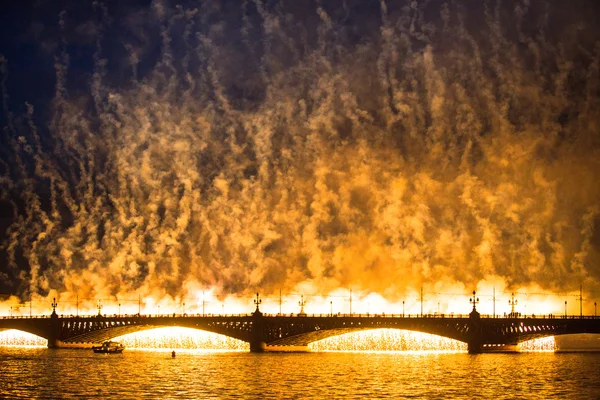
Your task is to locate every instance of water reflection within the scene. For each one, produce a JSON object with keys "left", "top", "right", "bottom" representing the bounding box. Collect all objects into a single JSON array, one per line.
[{"left": 2, "top": 347, "right": 600, "bottom": 399}]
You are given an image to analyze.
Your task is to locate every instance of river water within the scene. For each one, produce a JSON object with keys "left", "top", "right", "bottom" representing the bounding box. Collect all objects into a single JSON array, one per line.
[{"left": 1, "top": 347, "right": 600, "bottom": 399}]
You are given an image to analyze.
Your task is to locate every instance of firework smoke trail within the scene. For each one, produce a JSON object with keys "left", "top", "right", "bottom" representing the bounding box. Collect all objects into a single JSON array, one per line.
[{"left": 0, "top": 0, "right": 599, "bottom": 314}]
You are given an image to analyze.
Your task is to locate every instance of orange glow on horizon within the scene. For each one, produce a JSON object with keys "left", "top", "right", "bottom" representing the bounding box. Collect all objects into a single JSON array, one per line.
[{"left": 1, "top": 283, "right": 592, "bottom": 319}]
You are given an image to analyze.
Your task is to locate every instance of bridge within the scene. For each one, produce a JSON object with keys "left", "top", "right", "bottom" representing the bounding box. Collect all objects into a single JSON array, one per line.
[{"left": 2, "top": 293, "right": 600, "bottom": 354}]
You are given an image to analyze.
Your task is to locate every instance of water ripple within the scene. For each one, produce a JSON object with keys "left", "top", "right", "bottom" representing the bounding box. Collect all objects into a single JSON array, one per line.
[{"left": 1, "top": 348, "right": 600, "bottom": 399}]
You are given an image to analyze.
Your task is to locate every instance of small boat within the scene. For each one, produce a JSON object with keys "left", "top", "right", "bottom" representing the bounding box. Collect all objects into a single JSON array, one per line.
[{"left": 92, "top": 341, "right": 125, "bottom": 354}]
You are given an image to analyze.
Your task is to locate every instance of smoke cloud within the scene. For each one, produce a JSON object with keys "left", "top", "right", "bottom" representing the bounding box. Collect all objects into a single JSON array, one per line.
[{"left": 1, "top": 0, "right": 599, "bottom": 313}]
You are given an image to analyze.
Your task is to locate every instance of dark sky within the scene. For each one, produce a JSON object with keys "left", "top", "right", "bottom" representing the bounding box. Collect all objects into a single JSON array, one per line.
[
  {"left": 2, "top": 0, "right": 599, "bottom": 116},
  {"left": 1, "top": 1, "right": 155, "bottom": 115}
]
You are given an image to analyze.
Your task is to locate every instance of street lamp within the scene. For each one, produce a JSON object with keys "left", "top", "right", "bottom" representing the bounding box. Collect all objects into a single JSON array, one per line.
[
  {"left": 183, "top": 302, "right": 186, "bottom": 316},
  {"left": 118, "top": 303, "right": 121, "bottom": 317},
  {"left": 470, "top": 291, "right": 479, "bottom": 312},
  {"left": 595, "top": 302, "right": 597, "bottom": 318},
  {"left": 564, "top": 301, "right": 567, "bottom": 317},
  {"left": 330, "top": 300, "right": 333, "bottom": 317},
  {"left": 52, "top": 298, "right": 58, "bottom": 316},
  {"left": 509, "top": 293, "right": 518, "bottom": 317},
  {"left": 9, "top": 306, "right": 12, "bottom": 317},
  {"left": 298, "top": 295, "right": 306, "bottom": 315},
  {"left": 402, "top": 300, "right": 405, "bottom": 317},
  {"left": 254, "top": 293, "right": 262, "bottom": 312}
]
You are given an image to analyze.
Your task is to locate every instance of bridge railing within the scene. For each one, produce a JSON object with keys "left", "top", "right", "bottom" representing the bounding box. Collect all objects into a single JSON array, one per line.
[
  {"left": 266, "top": 313, "right": 476, "bottom": 318},
  {"left": 255, "top": 313, "right": 600, "bottom": 319},
  {"left": 2, "top": 313, "right": 600, "bottom": 320}
]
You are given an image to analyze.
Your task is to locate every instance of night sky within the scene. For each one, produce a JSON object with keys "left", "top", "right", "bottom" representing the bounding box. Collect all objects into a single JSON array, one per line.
[{"left": 1, "top": 0, "right": 599, "bottom": 313}]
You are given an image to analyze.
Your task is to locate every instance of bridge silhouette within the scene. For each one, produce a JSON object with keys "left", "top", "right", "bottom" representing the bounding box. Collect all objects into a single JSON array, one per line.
[{"left": 2, "top": 292, "right": 600, "bottom": 353}]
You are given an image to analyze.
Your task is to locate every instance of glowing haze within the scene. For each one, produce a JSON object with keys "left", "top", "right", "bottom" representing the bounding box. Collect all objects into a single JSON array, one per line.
[{"left": 0, "top": 0, "right": 599, "bottom": 316}]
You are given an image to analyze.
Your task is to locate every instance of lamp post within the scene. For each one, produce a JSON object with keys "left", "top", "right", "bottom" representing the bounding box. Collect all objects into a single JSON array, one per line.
[
  {"left": 118, "top": 303, "right": 121, "bottom": 317},
  {"left": 349, "top": 289, "right": 353, "bottom": 315},
  {"left": 595, "top": 302, "right": 597, "bottom": 318},
  {"left": 51, "top": 297, "right": 58, "bottom": 315},
  {"left": 564, "top": 301, "right": 567, "bottom": 317},
  {"left": 254, "top": 293, "right": 261, "bottom": 312},
  {"left": 579, "top": 285, "right": 583, "bottom": 318},
  {"left": 97, "top": 300, "right": 102, "bottom": 316},
  {"left": 470, "top": 291, "right": 479, "bottom": 312},
  {"left": 183, "top": 302, "right": 186, "bottom": 316},
  {"left": 330, "top": 300, "right": 333, "bottom": 317},
  {"left": 9, "top": 306, "right": 12, "bottom": 317},
  {"left": 298, "top": 295, "right": 306, "bottom": 315},
  {"left": 493, "top": 287, "right": 496, "bottom": 318},
  {"left": 509, "top": 293, "right": 518, "bottom": 317},
  {"left": 402, "top": 300, "right": 405, "bottom": 317}
]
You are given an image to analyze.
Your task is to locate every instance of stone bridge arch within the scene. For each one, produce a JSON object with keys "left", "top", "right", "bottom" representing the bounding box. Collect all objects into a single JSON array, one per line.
[
  {"left": 0, "top": 318, "right": 55, "bottom": 341},
  {"left": 54, "top": 315, "right": 255, "bottom": 347},
  {"left": 0, "top": 326, "right": 49, "bottom": 346},
  {"left": 264, "top": 326, "right": 468, "bottom": 348},
  {"left": 62, "top": 321, "right": 249, "bottom": 345},
  {"left": 255, "top": 315, "right": 474, "bottom": 351}
]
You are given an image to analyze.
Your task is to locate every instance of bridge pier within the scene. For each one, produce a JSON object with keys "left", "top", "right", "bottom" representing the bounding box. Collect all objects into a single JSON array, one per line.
[
  {"left": 467, "top": 300, "right": 482, "bottom": 354},
  {"left": 467, "top": 340, "right": 482, "bottom": 354},
  {"left": 47, "top": 308, "right": 60, "bottom": 349},
  {"left": 250, "top": 340, "right": 267, "bottom": 352},
  {"left": 250, "top": 308, "right": 266, "bottom": 353}
]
